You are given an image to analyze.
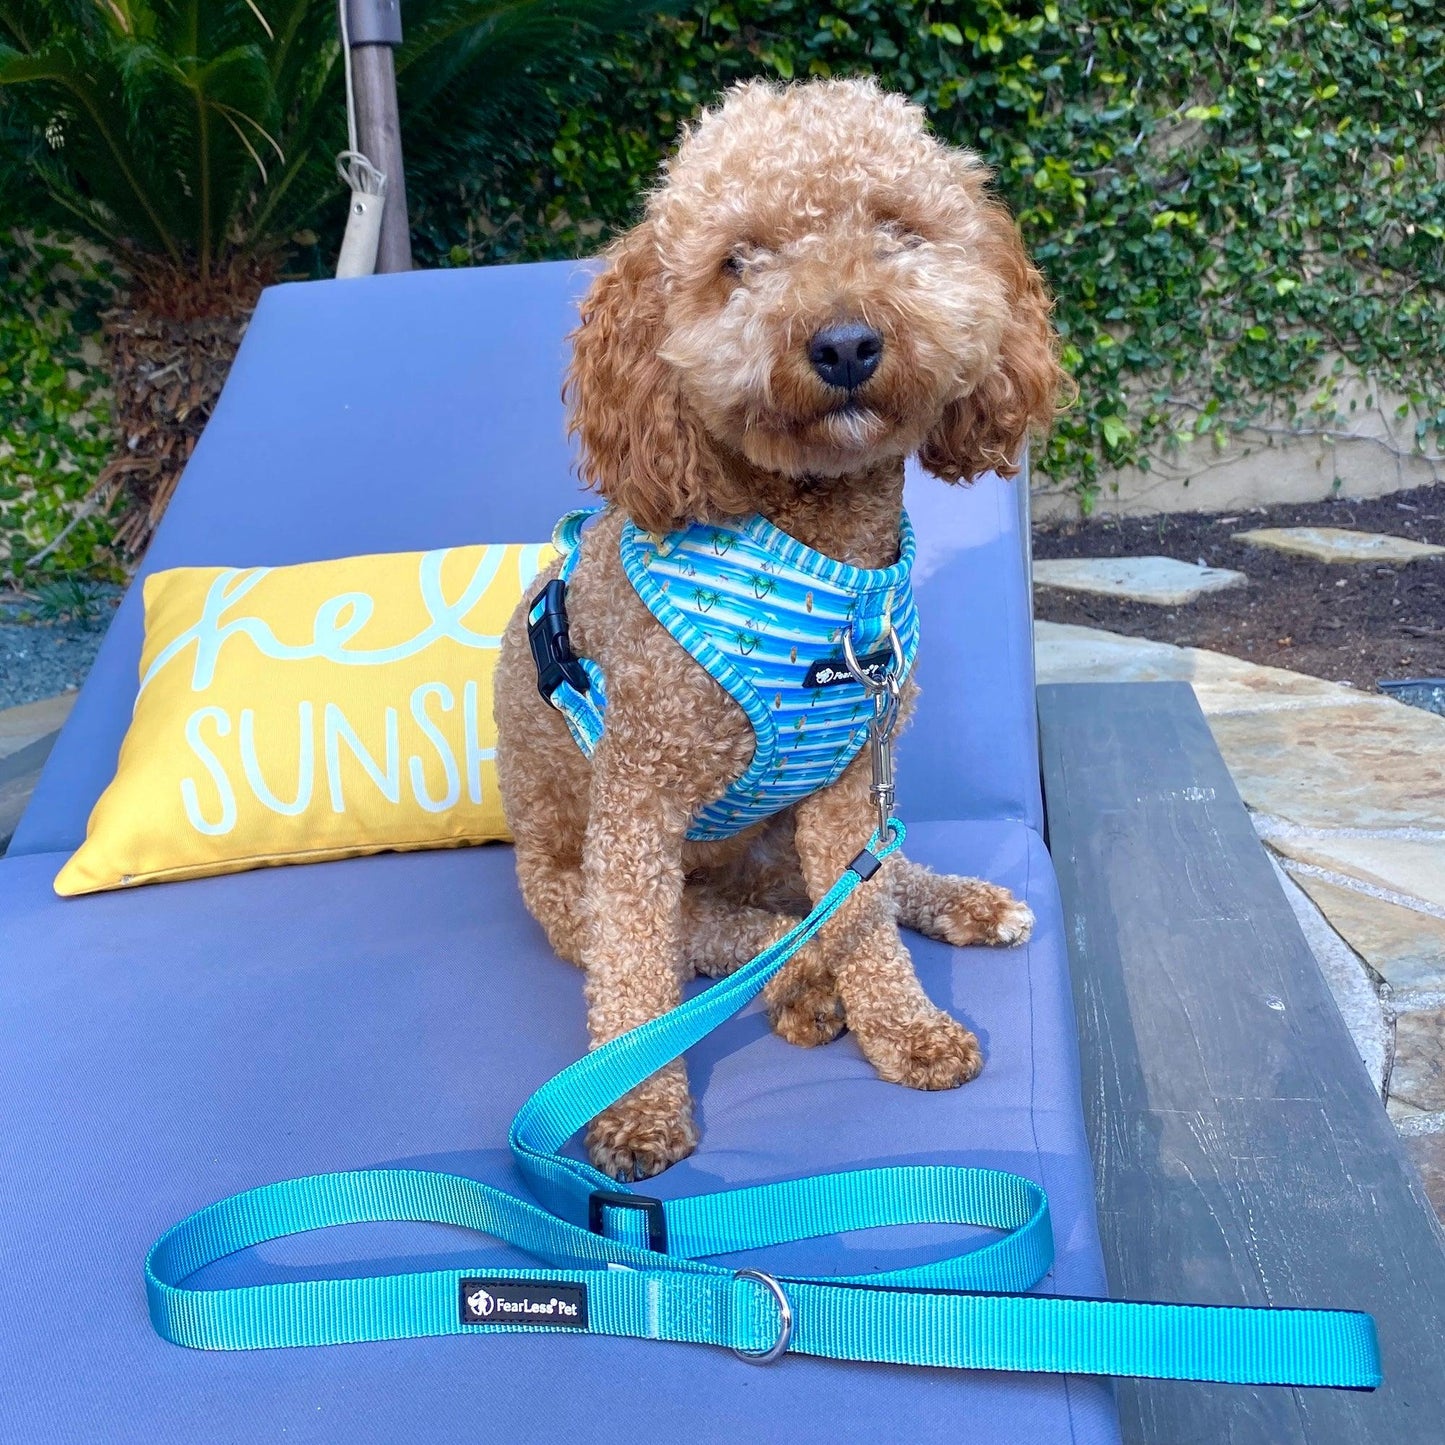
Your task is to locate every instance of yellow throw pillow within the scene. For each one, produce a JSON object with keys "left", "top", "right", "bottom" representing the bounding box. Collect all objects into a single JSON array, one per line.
[{"left": 55, "top": 541, "right": 556, "bottom": 896}]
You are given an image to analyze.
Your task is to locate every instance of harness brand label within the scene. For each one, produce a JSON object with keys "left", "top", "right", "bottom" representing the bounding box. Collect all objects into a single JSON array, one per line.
[
  {"left": 458, "top": 1278, "right": 589, "bottom": 1329},
  {"left": 804, "top": 646, "right": 894, "bottom": 690}
]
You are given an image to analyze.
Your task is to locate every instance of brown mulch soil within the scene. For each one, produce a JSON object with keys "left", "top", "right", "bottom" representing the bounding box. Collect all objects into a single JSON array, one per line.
[{"left": 1032, "top": 482, "right": 1445, "bottom": 691}]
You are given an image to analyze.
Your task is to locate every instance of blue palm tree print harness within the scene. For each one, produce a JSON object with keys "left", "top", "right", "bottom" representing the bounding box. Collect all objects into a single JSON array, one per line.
[{"left": 528, "top": 508, "right": 919, "bottom": 842}]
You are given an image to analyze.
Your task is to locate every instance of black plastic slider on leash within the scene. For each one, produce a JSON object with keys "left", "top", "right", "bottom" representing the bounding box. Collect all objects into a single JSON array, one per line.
[
  {"left": 589, "top": 1189, "right": 669, "bottom": 1254},
  {"left": 849, "top": 847, "right": 883, "bottom": 881}
]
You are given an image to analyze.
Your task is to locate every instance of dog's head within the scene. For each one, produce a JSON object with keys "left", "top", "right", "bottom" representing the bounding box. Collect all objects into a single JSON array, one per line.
[{"left": 566, "top": 77, "right": 1067, "bottom": 533}]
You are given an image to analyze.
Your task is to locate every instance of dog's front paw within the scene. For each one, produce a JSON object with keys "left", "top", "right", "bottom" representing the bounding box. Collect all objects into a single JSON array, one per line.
[
  {"left": 858, "top": 1009, "right": 984, "bottom": 1091},
  {"left": 766, "top": 980, "right": 847, "bottom": 1048},
  {"left": 934, "top": 880, "right": 1034, "bottom": 948},
  {"left": 764, "top": 959, "right": 846, "bottom": 1048},
  {"left": 980, "top": 891, "right": 1034, "bottom": 946},
  {"left": 586, "top": 1070, "right": 698, "bottom": 1182}
]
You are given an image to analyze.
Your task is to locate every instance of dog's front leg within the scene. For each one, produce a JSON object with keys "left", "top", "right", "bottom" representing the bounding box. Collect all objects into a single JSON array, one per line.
[
  {"left": 580, "top": 743, "right": 699, "bottom": 1182},
  {"left": 890, "top": 854, "right": 1034, "bottom": 947},
  {"left": 787, "top": 757, "right": 983, "bottom": 1090}
]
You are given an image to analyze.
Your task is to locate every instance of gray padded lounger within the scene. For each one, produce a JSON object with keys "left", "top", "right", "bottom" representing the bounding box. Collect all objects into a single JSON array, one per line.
[{"left": 0, "top": 261, "right": 1121, "bottom": 1443}]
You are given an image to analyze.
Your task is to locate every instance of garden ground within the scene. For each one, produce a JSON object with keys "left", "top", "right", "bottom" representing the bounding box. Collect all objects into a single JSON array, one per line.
[
  {"left": 1034, "top": 483, "right": 1445, "bottom": 691},
  {"left": 0, "top": 586, "right": 121, "bottom": 711}
]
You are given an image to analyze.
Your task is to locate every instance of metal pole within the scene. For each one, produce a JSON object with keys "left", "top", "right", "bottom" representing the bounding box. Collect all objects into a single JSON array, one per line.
[{"left": 345, "top": 0, "right": 412, "bottom": 273}]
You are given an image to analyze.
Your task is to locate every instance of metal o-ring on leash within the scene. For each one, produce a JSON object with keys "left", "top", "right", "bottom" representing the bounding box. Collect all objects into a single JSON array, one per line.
[
  {"left": 731, "top": 1269, "right": 794, "bottom": 1364},
  {"left": 842, "top": 626, "right": 904, "bottom": 846}
]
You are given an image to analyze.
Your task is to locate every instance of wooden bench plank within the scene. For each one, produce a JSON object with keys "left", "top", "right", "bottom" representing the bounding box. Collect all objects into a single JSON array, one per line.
[{"left": 1039, "top": 680, "right": 1445, "bottom": 1442}]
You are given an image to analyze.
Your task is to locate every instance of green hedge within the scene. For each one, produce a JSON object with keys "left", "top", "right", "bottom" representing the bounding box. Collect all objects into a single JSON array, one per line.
[
  {"left": 417, "top": 0, "right": 1445, "bottom": 507},
  {"left": 0, "top": 230, "right": 117, "bottom": 581},
  {"left": 5, "top": 2, "right": 1441, "bottom": 561}
]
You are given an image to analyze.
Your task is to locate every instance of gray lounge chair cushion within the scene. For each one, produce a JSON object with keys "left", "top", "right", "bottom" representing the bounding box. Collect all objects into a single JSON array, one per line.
[{"left": 0, "top": 263, "right": 1117, "bottom": 1443}]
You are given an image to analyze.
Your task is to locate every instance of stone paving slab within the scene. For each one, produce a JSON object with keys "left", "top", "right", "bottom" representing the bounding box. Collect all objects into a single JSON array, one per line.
[
  {"left": 1204, "top": 701, "right": 1445, "bottom": 832},
  {"left": 1266, "top": 834, "right": 1445, "bottom": 917},
  {"left": 0, "top": 691, "right": 76, "bottom": 762},
  {"left": 1233, "top": 525, "right": 1445, "bottom": 564},
  {"left": 1389, "top": 1008, "right": 1445, "bottom": 1116},
  {"left": 1033, "top": 620, "right": 1360, "bottom": 714},
  {"left": 1036, "top": 625, "right": 1445, "bottom": 830},
  {"left": 1032, "top": 555, "right": 1247, "bottom": 605},
  {"left": 1290, "top": 872, "right": 1445, "bottom": 996}
]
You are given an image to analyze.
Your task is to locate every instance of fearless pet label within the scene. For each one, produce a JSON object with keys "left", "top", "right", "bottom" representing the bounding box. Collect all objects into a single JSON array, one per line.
[
  {"left": 458, "top": 1278, "right": 589, "bottom": 1329},
  {"left": 803, "top": 645, "right": 894, "bottom": 689}
]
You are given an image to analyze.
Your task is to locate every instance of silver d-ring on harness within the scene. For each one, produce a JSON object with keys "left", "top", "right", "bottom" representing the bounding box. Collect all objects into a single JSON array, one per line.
[
  {"left": 841, "top": 626, "right": 904, "bottom": 845},
  {"left": 731, "top": 1269, "right": 794, "bottom": 1364},
  {"left": 841, "top": 624, "right": 905, "bottom": 697}
]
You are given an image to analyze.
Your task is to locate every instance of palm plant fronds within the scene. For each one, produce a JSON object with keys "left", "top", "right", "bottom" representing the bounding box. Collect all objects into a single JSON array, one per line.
[
  {"left": 1, "top": 0, "right": 670, "bottom": 557},
  {"left": 0, "top": 0, "right": 670, "bottom": 280},
  {"left": 0, "top": 0, "right": 339, "bottom": 282}
]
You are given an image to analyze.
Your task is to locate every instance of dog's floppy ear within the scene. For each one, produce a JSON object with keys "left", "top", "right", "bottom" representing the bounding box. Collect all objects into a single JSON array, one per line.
[
  {"left": 919, "top": 203, "right": 1070, "bottom": 484},
  {"left": 565, "top": 221, "right": 734, "bottom": 533}
]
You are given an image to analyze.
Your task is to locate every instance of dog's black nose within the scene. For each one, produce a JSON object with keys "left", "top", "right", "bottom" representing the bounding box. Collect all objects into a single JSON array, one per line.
[{"left": 808, "top": 322, "right": 883, "bottom": 391}]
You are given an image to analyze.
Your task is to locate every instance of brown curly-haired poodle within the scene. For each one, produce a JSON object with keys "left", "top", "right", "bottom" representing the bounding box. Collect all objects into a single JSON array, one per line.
[{"left": 494, "top": 77, "right": 1066, "bottom": 1182}]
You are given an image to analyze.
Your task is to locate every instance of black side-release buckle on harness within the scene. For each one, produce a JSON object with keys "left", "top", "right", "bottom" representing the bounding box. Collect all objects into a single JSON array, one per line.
[
  {"left": 588, "top": 1189, "right": 669, "bottom": 1254},
  {"left": 527, "top": 578, "right": 590, "bottom": 704}
]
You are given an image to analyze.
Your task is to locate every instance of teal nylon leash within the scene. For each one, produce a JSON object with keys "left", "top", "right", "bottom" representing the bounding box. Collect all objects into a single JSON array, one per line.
[{"left": 146, "top": 819, "right": 1380, "bottom": 1388}]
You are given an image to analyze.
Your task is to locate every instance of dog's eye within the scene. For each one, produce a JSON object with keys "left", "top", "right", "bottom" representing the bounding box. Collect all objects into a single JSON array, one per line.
[
  {"left": 721, "top": 244, "right": 770, "bottom": 279},
  {"left": 877, "top": 222, "right": 926, "bottom": 254}
]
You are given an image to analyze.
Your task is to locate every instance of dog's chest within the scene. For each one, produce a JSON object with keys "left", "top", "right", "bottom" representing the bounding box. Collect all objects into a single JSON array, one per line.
[{"left": 618, "top": 515, "right": 919, "bottom": 840}]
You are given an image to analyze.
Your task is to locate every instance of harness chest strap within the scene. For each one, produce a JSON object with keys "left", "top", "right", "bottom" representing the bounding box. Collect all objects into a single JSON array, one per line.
[{"left": 146, "top": 821, "right": 1381, "bottom": 1389}]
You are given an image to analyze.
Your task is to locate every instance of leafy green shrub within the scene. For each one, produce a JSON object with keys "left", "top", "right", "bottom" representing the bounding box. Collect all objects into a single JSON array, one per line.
[
  {"left": 27, "top": 575, "right": 116, "bottom": 625},
  {"left": 0, "top": 228, "right": 117, "bottom": 581},
  {"left": 424, "top": 0, "right": 1445, "bottom": 507}
]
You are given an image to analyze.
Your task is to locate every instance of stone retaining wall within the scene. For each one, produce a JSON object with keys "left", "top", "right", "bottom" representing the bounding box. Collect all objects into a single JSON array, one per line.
[{"left": 1036, "top": 375, "right": 1445, "bottom": 519}]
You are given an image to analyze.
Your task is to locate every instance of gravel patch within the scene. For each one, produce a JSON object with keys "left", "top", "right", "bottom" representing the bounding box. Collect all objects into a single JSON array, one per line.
[{"left": 0, "top": 588, "right": 122, "bottom": 710}]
